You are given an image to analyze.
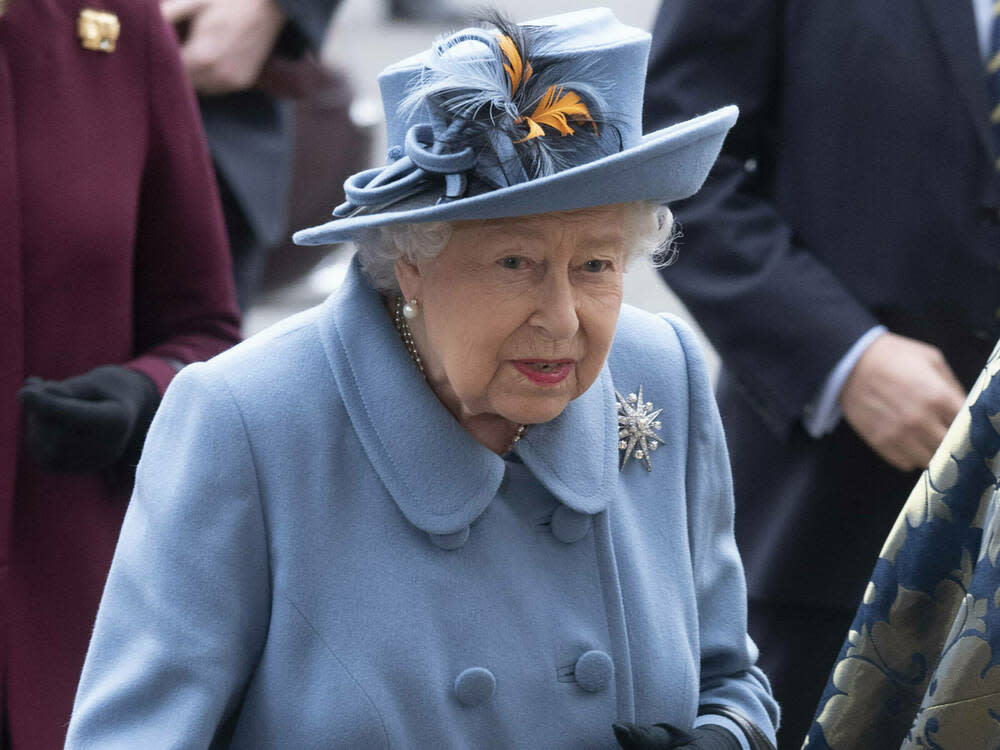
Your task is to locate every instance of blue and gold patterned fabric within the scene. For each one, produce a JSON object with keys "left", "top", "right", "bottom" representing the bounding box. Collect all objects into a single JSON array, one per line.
[{"left": 805, "top": 341, "right": 1000, "bottom": 749}]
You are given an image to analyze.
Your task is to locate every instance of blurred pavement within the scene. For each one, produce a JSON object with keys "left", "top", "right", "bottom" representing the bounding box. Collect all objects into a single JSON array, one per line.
[{"left": 246, "top": 0, "right": 719, "bottom": 377}]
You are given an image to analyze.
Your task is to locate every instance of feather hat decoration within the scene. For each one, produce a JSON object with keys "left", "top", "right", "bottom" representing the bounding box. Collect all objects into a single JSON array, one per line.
[
  {"left": 293, "top": 8, "right": 739, "bottom": 246},
  {"left": 401, "top": 11, "right": 617, "bottom": 182}
]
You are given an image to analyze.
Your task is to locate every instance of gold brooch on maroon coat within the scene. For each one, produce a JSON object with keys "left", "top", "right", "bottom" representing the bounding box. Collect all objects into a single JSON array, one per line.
[{"left": 77, "top": 9, "right": 120, "bottom": 53}]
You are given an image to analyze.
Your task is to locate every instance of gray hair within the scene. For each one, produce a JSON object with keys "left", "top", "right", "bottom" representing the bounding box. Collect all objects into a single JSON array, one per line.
[{"left": 355, "top": 201, "right": 677, "bottom": 295}]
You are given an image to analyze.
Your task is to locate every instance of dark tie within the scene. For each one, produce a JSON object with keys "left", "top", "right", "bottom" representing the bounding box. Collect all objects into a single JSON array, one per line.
[{"left": 990, "top": 0, "right": 1000, "bottom": 169}]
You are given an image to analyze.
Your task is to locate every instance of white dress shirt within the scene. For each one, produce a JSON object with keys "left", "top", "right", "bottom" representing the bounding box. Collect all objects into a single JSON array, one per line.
[{"left": 973, "top": 0, "right": 994, "bottom": 58}]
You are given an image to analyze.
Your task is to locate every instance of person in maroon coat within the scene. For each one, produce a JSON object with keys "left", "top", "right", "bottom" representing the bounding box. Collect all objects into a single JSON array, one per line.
[{"left": 0, "top": 0, "right": 241, "bottom": 746}]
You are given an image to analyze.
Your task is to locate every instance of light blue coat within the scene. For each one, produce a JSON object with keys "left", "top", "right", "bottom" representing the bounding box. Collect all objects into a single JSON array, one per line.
[{"left": 65, "top": 259, "right": 778, "bottom": 749}]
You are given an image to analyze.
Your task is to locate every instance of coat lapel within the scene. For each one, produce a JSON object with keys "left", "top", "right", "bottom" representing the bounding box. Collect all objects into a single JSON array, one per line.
[
  {"left": 319, "top": 257, "right": 505, "bottom": 536},
  {"left": 514, "top": 364, "right": 619, "bottom": 515},
  {"left": 918, "top": 0, "right": 994, "bottom": 158}
]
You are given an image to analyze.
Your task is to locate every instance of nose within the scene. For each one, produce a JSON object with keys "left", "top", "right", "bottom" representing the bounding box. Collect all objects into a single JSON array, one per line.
[{"left": 527, "top": 268, "right": 579, "bottom": 340}]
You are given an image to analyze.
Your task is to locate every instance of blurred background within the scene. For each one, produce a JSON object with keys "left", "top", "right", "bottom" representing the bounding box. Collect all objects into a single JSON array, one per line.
[{"left": 244, "top": 0, "right": 718, "bottom": 374}]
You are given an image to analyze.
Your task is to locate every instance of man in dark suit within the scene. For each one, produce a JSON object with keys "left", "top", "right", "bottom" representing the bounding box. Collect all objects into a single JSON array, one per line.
[{"left": 643, "top": 2, "right": 1000, "bottom": 746}]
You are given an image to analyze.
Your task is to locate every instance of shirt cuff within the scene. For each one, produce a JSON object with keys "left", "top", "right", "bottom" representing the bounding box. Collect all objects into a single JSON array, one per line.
[
  {"left": 693, "top": 714, "right": 750, "bottom": 750},
  {"left": 802, "top": 325, "right": 888, "bottom": 438}
]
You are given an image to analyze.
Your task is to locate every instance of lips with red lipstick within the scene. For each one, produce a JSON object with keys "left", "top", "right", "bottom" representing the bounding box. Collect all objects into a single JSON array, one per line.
[{"left": 511, "top": 359, "right": 574, "bottom": 385}]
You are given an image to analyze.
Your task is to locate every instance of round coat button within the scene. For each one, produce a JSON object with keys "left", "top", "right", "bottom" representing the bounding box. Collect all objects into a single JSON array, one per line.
[
  {"left": 454, "top": 667, "right": 496, "bottom": 706},
  {"left": 429, "top": 526, "right": 469, "bottom": 550},
  {"left": 551, "top": 506, "right": 592, "bottom": 544},
  {"left": 575, "top": 650, "right": 613, "bottom": 693}
]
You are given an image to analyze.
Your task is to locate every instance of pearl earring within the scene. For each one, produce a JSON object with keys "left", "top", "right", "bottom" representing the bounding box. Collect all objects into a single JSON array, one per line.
[{"left": 402, "top": 298, "right": 419, "bottom": 320}]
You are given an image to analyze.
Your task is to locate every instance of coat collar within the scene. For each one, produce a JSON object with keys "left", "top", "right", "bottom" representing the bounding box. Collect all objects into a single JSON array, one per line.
[
  {"left": 514, "top": 361, "right": 620, "bottom": 515},
  {"left": 318, "top": 257, "right": 620, "bottom": 535}
]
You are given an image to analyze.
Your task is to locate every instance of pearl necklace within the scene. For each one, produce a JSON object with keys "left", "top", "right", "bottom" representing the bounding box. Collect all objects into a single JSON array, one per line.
[{"left": 392, "top": 297, "right": 526, "bottom": 454}]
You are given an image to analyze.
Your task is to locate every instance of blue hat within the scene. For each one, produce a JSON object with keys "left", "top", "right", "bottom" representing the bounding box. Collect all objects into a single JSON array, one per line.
[{"left": 293, "top": 8, "right": 737, "bottom": 246}]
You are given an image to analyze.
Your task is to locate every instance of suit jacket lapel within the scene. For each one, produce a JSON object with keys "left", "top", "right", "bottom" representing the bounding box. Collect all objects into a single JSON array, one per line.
[{"left": 918, "top": 0, "right": 994, "bottom": 159}]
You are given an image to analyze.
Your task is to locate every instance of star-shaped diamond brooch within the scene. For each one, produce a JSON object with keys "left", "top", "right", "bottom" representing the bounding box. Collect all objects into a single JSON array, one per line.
[{"left": 616, "top": 385, "right": 665, "bottom": 472}]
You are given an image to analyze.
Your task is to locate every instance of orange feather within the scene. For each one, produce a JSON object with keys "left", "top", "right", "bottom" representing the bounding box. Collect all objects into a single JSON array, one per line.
[
  {"left": 498, "top": 35, "right": 532, "bottom": 96},
  {"left": 517, "top": 118, "right": 546, "bottom": 141},
  {"left": 515, "top": 85, "right": 597, "bottom": 142}
]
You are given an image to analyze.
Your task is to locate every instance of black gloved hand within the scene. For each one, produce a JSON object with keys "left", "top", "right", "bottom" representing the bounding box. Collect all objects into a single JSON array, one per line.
[
  {"left": 18, "top": 365, "right": 160, "bottom": 474},
  {"left": 613, "top": 721, "right": 741, "bottom": 750}
]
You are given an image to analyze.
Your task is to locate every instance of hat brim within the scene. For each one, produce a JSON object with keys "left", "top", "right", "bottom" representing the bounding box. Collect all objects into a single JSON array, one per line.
[{"left": 292, "top": 105, "right": 738, "bottom": 246}]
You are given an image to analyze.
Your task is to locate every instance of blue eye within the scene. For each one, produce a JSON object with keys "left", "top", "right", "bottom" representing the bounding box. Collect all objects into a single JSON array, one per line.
[
  {"left": 498, "top": 256, "right": 525, "bottom": 270},
  {"left": 584, "top": 259, "right": 610, "bottom": 272}
]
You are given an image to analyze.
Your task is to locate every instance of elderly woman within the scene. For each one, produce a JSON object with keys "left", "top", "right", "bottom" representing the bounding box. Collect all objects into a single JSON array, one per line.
[{"left": 65, "top": 9, "right": 777, "bottom": 750}]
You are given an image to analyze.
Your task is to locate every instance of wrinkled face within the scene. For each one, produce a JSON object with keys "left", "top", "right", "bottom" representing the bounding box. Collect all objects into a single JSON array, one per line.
[{"left": 395, "top": 205, "right": 626, "bottom": 426}]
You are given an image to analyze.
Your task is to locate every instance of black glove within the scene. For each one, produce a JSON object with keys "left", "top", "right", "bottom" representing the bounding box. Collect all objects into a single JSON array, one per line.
[
  {"left": 613, "top": 722, "right": 741, "bottom": 750},
  {"left": 18, "top": 365, "right": 160, "bottom": 474}
]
